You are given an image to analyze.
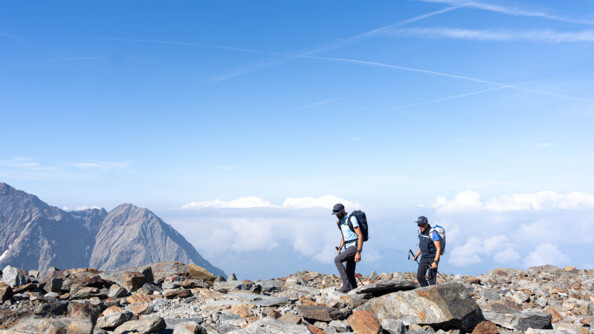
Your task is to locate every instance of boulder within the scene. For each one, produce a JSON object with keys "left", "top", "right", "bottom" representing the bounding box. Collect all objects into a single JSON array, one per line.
[
  {"left": 0, "top": 282, "right": 13, "bottom": 301},
  {"left": 113, "top": 316, "right": 166, "bottom": 334},
  {"left": 188, "top": 263, "right": 216, "bottom": 283},
  {"left": 165, "top": 289, "right": 192, "bottom": 299},
  {"left": 483, "top": 311, "right": 552, "bottom": 331},
  {"left": 364, "top": 282, "right": 485, "bottom": 332},
  {"left": 34, "top": 301, "right": 68, "bottom": 317},
  {"left": 350, "top": 278, "right": 417, "bottom": 297},
  {"left": 227, "top": 317, "right": 313, "bottom": 333},
  {"left": 68, "top": 302, "right": 103, "bottom": 324},
  {"left": 122, "top": 272, "right": 146, "bottom": 292},
  {"left": 43, "top": 277, "right": 64, "bottom": 293},
  {"left": 1, "top": 266, "right": 27, "bottom": 288},
  {"left": 96, "top": 311, "right": 134, "bottom": 330},
  {"left": 348, "top": 310, "right": 383, "bottom": 334}
]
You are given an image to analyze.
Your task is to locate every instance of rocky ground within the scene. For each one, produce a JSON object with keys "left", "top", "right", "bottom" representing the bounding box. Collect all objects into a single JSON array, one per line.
[{"left": 0, "top": 262, "right": 592, "bottom": 334}]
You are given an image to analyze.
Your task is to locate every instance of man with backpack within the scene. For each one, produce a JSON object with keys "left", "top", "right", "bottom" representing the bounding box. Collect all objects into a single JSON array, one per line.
[
  {"left": 332, "top": 203, "right": 365, "bottom": 293},
  {"left": 412, "top": 216, "right": 445, "bottom": 287}
]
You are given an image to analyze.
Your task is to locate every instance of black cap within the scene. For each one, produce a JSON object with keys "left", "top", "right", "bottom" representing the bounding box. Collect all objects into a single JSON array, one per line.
[
  {"left": 415, "top": 216, "right": 428, "bottom": 225},
  {"left": 331, "top": 203, "right": 345, "bottom": 215}
]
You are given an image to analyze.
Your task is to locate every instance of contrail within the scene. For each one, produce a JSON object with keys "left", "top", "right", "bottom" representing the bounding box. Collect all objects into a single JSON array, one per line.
[
  {"left": 211, "top": 5, "right": 462, "bottom": 82},
  {"left": 380, "top": 71, "right": 594, "bottom": 113},
  {"left": 96, "top": 39, "right": 590, "bottom": 102}
]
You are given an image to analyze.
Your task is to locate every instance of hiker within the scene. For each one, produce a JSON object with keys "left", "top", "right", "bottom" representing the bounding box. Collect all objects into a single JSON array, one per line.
[
  {"left": 332, "top": 203, "right": 363, "bottom": 293},
  {"left": 412, "top": 216, "right": 441, "bottom": 287}
]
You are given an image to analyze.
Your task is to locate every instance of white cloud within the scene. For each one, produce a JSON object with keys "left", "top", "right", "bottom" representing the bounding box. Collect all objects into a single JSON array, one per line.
[
  {"left": 524, "top": 244, "right": 570, "bottom": 267},
  {"left": 182, "top": 197, "right": 275, "bottom": 209},
  {"left": 434, "top": 190, "right": 594, "bottom": 212},
  {"left": 182, "top": 195, "right": 358, "bottom": 210},
  {"left": 448, "top": 235, "right": 517, "bottom": 267},
  {"left": 388, "top": 27, "right": 594, "bottom": 43},
  {"left": 70, "top": 160, "right": 132, "bottom": 170}
]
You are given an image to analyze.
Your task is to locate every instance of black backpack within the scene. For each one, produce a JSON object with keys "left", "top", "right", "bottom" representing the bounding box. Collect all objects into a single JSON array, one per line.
[{"left": 337, "top": 210, "right": 369, "bottom": 242}]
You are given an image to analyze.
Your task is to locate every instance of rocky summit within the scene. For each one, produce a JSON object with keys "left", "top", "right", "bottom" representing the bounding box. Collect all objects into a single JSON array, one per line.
[{"left": 0, "top": 263, "right": 592, "bottom": 334}]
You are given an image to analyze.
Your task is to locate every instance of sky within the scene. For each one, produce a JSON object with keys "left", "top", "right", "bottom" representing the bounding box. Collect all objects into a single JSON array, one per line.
[{"left": 1, "top": 0, "right": 593, "bottom": 279}]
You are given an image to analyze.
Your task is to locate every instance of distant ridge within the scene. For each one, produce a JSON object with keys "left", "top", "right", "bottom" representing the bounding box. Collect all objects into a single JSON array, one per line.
[{"left": 0, "top": 182, "right": 225, "bottom": 277}]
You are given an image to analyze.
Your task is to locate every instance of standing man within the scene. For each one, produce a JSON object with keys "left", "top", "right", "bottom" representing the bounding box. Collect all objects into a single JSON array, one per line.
[
  {"left": 412, "top": 216, "right": 441, "bottom": 287},
  {"left": 332, "top": 203, "right": 363, "bottom": 293}
]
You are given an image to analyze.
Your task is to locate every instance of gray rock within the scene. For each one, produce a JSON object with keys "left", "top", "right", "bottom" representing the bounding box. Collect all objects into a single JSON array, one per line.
[
  {"left": 327, "top": 320, "right": 351, "bottom": 333},
  {"left": 214, "top": 280, "right": 253, "bottom": 293},
  {"left": 382, "top": 318, "right": 406, "bottom": 334},
  {"left": 260, "top": 279, "right": 285, "bottom": 293},
  {"left": 363, "top": 282, "right": 485, "bottom": 332},
  {"left": 1, "top": 266, "right": 28, "bottom": 288},
  {"left": 483, "top": 311, "right": 552, "bottom": 331},
  {"left": 227, "top": 317, "right": 312, "bottom": 333},
  {"left": 113, "top": 316, "right": 166, "bottom": 334},
  {"left": 229, "top": 273, "right": 237, "bottom": 281},
  {"left": 108, "top": 286, "right": 128, "bottom": 298},
  {"left": 350, "top": 278, "right": 417, "bottom": 297},
  {"left": 43, "top": 277, "right": 63, "bottom": 293},
  {"left": 96, "top": 311, "right": 134, "bottom": 330}
]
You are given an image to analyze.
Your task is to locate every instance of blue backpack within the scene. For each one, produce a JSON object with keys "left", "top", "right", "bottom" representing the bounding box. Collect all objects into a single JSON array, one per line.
[{"left": 337, "top": 210, "right": 369, "bottom": 242}]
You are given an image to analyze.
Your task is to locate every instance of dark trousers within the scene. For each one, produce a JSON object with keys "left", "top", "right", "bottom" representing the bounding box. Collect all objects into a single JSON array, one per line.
[
  {"left": 334, "top": 246, "right": 358, "bottom": 290},
  {"left": 417, "top": 256, "right": 438, "bottom": 287}
]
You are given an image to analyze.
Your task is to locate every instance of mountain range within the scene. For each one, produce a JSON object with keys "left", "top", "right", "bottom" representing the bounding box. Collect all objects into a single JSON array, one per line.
[{"left": 0, "top": 182, "right": 225, "bottom": 277}]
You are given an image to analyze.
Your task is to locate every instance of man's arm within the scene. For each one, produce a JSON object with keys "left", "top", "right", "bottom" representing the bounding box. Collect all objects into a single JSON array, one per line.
[
  {"left": 431, "top": 239, "right": 441, "bottom": 269},
  {"left": 354, "top": 226, "right": 363, "bottom": 262},
  {"left": 413, "top": 248, "right": 421, "bottom": 261}
]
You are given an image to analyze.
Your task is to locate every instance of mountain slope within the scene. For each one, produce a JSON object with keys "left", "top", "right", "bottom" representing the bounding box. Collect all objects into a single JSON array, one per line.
[
  {"left": 90, "top": 203, "right": 225, "bottom": 277},
  {"left": 0, "top": 183, "right": 94, "bottom": 272},
  {"left": 0, "top": 183, "right": 225, "bottom": 277}
]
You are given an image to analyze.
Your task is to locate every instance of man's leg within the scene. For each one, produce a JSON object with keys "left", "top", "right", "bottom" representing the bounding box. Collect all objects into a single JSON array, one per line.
[
  {"left": 334, "top": 246, "right": 357, "bottom": 291},
  {"left": 345, "top": 247, "right": 357, "bottom": 289},
  {"left": 427, "top": 260, "right": 438, "bottom": 285},
  {"left": 417, "top": 257, "right": 430, "bottom": 287}
]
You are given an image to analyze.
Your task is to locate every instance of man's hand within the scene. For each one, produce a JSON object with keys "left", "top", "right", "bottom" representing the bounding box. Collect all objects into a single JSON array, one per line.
[
  {"left": 413, "top": 255, "right": 418, "bottom": 261},
  {"left": 430, "top": 261, "right": 438, "bottom": 269},
  {"left": 355, "top": 252, "right": 361, "bottom": 262},
  {"left": 336, "top": 248, "right": 341, "bottom": 254}
]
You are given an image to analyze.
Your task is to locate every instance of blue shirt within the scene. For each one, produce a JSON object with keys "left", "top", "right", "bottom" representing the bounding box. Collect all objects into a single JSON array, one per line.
[{"left": 340, "top": 213, "right": 360, "bottom": 248}]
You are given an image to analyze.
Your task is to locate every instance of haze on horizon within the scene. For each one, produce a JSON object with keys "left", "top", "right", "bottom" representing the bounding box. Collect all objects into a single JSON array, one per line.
[{"left": 1, "top": 0, "right": 593, "bottom": 279}]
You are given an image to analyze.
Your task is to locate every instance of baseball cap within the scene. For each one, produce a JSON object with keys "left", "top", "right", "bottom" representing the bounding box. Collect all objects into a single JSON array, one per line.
[
  {"left": 415, "top": 216, "right": 428, "bottom": 225},
  {"left": 331, "top": 203, "right": 345, "bottom": 215}
]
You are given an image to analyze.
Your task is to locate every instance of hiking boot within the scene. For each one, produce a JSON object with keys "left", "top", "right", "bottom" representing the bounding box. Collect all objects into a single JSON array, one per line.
[{"left": 336, "top": 286, "right": 352, "bottom": 293}]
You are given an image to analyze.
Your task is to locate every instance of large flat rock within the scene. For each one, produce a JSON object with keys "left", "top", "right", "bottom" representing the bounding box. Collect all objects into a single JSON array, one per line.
[{"left": 364, "top": 282, "right": 484, "bottom": 332}]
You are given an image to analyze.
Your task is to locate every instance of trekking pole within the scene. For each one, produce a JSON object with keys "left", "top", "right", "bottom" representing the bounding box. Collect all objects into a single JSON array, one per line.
[{"left": 408, "top": 249, "right": 448, "bottom": 283}]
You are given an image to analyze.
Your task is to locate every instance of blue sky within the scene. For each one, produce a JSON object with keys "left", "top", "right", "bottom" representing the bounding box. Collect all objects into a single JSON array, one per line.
[{"left": 1, "top": 0, "right": 594, "bottom": 279}]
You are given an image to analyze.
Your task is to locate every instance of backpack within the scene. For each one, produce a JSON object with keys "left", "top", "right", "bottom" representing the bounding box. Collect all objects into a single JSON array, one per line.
[
  {"left": 430, "top": 225, "right": 446, "bottom": 255},
  {"left": 337, "top": 210, "right": 369, "bottom": 242}
]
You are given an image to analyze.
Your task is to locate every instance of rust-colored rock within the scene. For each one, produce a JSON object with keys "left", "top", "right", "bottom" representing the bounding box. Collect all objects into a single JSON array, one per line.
[
  {"left": 279, "top": 312, "right": 302, "bottom": 324},
  {"left": 102, "top": 305, "right": 124, "bottom": 316},
  {"left": 130, "top": 304, "right": 153, "bottom": 315},
  {"left": 188, "top": 263, "right": 216, "bottom": 283},
  {"left": 230, "top": 304, "right": 255, "bottom": 318},
  {"left": 545, "top": 306, "right": 564, "bottom": 323},
  {"left": 127, "top": 293, "right": 152, "bottom": 304},
  {"left": 348, "top": 310, "right": 382, "bottom": 334},
  {"left": 307, "top": 325, "right": 327, "bottom": 334},
  {"left": 471, "top": 321, "right": 499, "bottom": 334}
]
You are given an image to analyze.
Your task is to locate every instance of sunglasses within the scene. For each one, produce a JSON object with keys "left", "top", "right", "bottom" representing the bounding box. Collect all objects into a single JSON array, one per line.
[{"left": 418, "top": 223, "right": 427, "bottom": 227}]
